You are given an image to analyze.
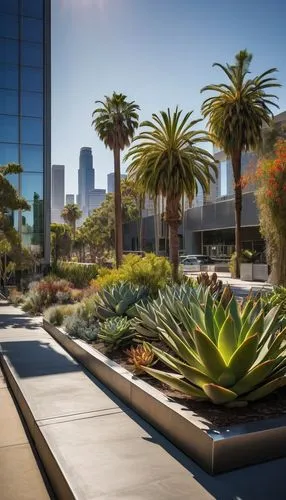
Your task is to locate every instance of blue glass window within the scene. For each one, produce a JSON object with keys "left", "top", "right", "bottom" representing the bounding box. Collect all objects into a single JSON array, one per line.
[
  {"left": 0, "top": 14, "right": 19, "bottom": 38},
  {"left": 0, "top": 0, "right": 18, "bottom": 15},
  {"left": 0, "top": 39, "right": 18, "bottom": 64},
  {"left": 22, "top": 17, "right": 43, "bottom": 43},
  {"left": 0, "top": 115, "right": 18, "bottom": 142},
  {"left": 21, "top": 41, "right": 43, "bottom": 67},
  {"left": 21, "top": 92, "right": 43, "bottom": 117},
  {"left": 21, "top": 172, "right": 43, "bottom": 199},
  {"left": 21, "top": 66, "right": 42, "bottom": 91},
  {"left": 21, "top": 117, "right": 43, "bottom": 145},
  {"left": 22, "top": 0, "right": 43, "bottom": 19},
  {"left": 0, "top": 89, "right": 18, "bottom": 114},
  {"left": 21, "top": 145, "right": 43, "bottom": 172},
  {"left": 0, "top": 142, "right": 18, "bottom": 164},
  {"left": 0, "top": 64, "right": 18, "bottom": 89}
]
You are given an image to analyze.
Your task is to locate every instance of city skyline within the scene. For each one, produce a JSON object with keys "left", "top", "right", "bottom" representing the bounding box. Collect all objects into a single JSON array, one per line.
[{"left": 51, "top": 0, "right": 286, "bottom": 195}]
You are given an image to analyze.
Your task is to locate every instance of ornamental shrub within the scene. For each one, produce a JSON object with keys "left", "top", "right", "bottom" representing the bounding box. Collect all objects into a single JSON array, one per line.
[
  {"left": 91, "top": 253, "right": 172, "bottom": 296},
  {"left": 53, "top": 262, "right": 98, "bottom": 288}
]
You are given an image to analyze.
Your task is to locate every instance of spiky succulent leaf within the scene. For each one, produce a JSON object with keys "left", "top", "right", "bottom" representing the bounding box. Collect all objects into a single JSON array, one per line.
[
  {"left": 143, "top": 367, "right": 207, "bottom": 399},
  {"left": 202, "top": 384, "right": 237, "bottom": 404}
]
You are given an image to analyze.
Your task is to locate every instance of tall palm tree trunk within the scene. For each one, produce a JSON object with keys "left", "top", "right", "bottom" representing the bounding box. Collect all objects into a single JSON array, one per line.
[
  {"left": 232, "top": 151, "right": 242, "bottom": 278},
  {"left": 154, "top": 196, "right": 159, "bottom": 255},
  {"left": 113, "top": 147, "right": 123, "bottom": 267},
  {"left": 166, "top": 196, "right": 180, "bottom": 282},
  {"left": 137, "top": 194, "right": 143, "bottom": 251}
]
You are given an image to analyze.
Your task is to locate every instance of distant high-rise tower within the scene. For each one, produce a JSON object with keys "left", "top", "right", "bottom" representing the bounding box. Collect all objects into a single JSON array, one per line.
[
  {"left": 78, "top": 147, "right": 95, "bottom": 217},
  {"left": 107, "top": 172, "right": 127, "bottom": 193},
  {"left": 51, "top": 165, "right": 65, "bottom": 223},
  {"left": 66, "top": 194, "right": 75, "bottom": 205},
  {"left": 88, "top": 189, "right": 106, "bottom": 214}
]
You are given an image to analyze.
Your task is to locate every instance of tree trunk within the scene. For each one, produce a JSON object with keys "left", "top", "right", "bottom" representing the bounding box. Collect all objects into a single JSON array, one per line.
[
  {"left": 113, "top": 147, "right": 123, "bottom": 267},
  {"left": 154, "top": 196, "right": 159, "bottom": 255},
  {"left": 232, "top": 151, "right": 242, "bottom": 278},
  {"left": 166, "top": 195, "right": 181, "bottom": 282},
  {"left": 137, "top": 194, "right": 143, "bottom": 252}
]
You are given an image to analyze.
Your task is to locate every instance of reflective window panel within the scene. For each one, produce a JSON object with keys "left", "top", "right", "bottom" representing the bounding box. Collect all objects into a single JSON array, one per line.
[
  {"left": 0, "top": 0, "right": 19, "bottom": 15},
  {"left": 0, "top": 64, "right": 18, "bottom": 89},
  {"left": 22, "top": 0, "right": 43, "bottom": 19},
  {"left": 22, "top": 203, "right": 44, "bottom": 233},
  {"left": 0, "top": 89, "right": 18, "bottom": 114},
  {"left": 0, "top": 14, "right": 19, "bottom": 39},
  {"left": 21, "top": 66, "right": 43, "bottom": 92},
  {"left": 21, "top": 117, "right": 43, "bottom": 145},
  {"left": 22, "top": 17, "right": 43, "bottom": 43},
  {"left": 21, "top": 41, "right": 43, "bottom": 67},
  {"left": 0, "top": 115, "right": 18, "bottom": 142},
  {"left": 0, "top": 142, "right": 19, "bottom": 164},
  {"left": 21, "top": 145, "right": 43, "bottom": 172},
  {"left": 0, "top": 39, "right": 18, "bottom": 64},
  {"left": 21, "top": 92, "right": 43, "bottom": 117},
  {"left": 21, "top": 172, "right": 43, "bottom": 199}
]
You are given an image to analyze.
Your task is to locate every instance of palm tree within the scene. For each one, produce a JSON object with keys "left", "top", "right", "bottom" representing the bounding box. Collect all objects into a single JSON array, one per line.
[
  {"left": 92, "top": 92, "right": 140, "bottom": 267},
  {"left": 201, "top": 50, "right": 280, "bottom": 277},
  {"left": 125, "top": 108, "right": 217, "bottom": 281},
  {"left": 61, "top": 204, "right": 82, "bottom": 239}
]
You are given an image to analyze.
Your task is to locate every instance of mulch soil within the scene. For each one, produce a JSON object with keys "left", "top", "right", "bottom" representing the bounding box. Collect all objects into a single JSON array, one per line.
[{"left": 93, "top": 341, "right": 286, "bottom": 429}]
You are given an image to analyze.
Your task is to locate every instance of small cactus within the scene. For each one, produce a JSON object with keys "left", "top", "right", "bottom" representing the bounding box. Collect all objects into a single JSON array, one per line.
[{"left": 126, "top": 343, "right": 156, "bottom": 374}]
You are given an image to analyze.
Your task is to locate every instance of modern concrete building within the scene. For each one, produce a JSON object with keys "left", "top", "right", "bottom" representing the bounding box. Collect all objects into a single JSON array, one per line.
[
  {"left": 66, "top": 194, "right": 75, "bottom": 205},
  {"left": 88, "top": 189, "right": 106, "bottom": 214},
  {"left": 0, "top": 0, "right": 51, "bottom": 264},
  {"left": 78, "top": 147, "right": 95, "bottom": 217},
  {"left": 51, "top": 164, "right": 64, "bottom": 223},
  {"left": 107, "top": 172, "right": 127, "bottom": 193}
]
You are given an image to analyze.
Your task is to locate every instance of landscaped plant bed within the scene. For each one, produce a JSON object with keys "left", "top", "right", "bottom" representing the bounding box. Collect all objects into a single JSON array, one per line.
[{"left": 43, "top": 319, "right": 286, "bottom": 475}]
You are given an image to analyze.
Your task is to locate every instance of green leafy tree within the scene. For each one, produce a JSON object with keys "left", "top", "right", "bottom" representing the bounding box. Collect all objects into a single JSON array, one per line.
[
  {"left": 80, "top": 179, "right": 139, "bottom": 262},
  {"left": 126, "top": 108, "right": 217, "bottom": 281},
  {"left": 201, "top": 50, "right": 280, "bottom": 277},
  {"left": 61, "top": 204, "right": 82, "bottom": 239},
  {"left": 50, "top": 223, "right": 72, "bottom": 266},
  {"left": 92, "top": 92, "right": 140, "bottom": 267}
]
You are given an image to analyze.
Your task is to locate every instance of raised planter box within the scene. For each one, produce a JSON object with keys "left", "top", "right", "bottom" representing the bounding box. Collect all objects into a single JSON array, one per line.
[
  {"left": 43, "top": 319, "right": 286, "bottom": 475},
  {"left": 240, "top": 263, "right": 269, "bottom": 282}
]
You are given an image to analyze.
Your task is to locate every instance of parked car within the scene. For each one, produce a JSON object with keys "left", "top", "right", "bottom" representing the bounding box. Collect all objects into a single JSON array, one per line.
[{"left": 181, "top": 255, "right": 214, "bottom": 265}]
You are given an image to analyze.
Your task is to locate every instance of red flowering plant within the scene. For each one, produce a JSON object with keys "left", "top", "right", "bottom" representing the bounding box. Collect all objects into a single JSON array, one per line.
[{"left": 256, "top": 140, "right": 286, "bottom": 284}]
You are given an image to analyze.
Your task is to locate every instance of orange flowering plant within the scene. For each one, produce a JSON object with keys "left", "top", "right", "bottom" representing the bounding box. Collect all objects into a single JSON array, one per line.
[{"left": 256, "top": 140, "right": 286, "bottom": 284}]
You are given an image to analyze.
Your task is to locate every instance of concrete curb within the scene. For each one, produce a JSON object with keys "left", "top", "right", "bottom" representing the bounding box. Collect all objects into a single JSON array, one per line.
[{"left": 43, "top": 320, "right": 286, "bottom": 474}]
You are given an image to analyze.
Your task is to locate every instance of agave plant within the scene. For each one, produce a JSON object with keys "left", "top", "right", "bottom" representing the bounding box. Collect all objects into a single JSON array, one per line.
[
  {"left": 133, "top": 282, "right": 227, "bottom": 341},
  {"left": 98, "top": 316, "right": 134, "bottom": 350},
  {"left": 197, "top": 272, "right": 222, "bottom": 296},
  {"left": 94, "top": 282, "right": 149, "bottom": 320},
  {"left": 126, "top": 343, "right": 156, "bottom": 374},
  {"left": 143, "top": 292, "right": 286, "bottom": 405}
]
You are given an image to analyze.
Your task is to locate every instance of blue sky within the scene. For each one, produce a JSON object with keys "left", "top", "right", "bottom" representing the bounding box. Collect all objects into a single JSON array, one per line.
[{"left": 51, "top": 0, "right": 286, "bottom": 195}]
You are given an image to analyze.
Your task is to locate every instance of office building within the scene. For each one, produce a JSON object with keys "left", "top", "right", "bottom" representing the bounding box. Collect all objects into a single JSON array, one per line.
[
  {"left": 0, "top": 0, "right": 51, "bottom": 264},
  {"left": 88, "top": 189, "right": 106, "bottom": 214},
  {"left": 123, "top": 111, "right": 286, "bottom": 257},
  {"left": 107, "top": 172, "right": 127, "bottom": 193},
  {"left": 51, "top": 164, "right": 64, "bottom": 223},
  {"left": 66, "top": 194, "right": 75, "bottom": 205},
  {"left": 78, "top": 147, "right": 94, "bottom": 217}
]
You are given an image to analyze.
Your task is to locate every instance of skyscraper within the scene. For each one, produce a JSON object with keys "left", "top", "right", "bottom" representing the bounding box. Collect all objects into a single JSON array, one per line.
[
  {"left": 51, "top": 164, "right": 64, "bottom": 223},
  {"left": 0, "top": 0, "right": 51, "bottom": 265},
  {"left": 66, "top": 194, "right": 75, "bottom": 205},
  {"left": 88, "top": 189, "right": 106, "bottom": 214},
  {"left": 107, "top": 172, "right": 127, "bottom": 193},
  {"left": 78, "top": 147, "right": 94, "bottom": 217}
]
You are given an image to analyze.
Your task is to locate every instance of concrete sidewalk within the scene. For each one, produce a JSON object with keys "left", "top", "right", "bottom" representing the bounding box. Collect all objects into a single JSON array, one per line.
[
  {"left": 0, "top": 366, "right": 51, "bottom": 500},
  {"left": 188, "top": 271, "right": 273, "bottom": 298},
  {"left": 1, "top": 302, "right": 286, "bottom": 499}
]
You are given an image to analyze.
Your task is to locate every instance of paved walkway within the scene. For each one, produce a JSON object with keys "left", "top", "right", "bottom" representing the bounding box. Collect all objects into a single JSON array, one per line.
[
  {"left": 188, "top": 271, "right": 273, "bottom": 298},
  {"left": 1, "top": 302, "right": 286, "bottom": 499},
  {"left": 0, "top": 365, "right": 51, "bottom": 500}
]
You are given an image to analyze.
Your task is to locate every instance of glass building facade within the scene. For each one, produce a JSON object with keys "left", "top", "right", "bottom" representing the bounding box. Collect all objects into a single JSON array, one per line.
[{"left": 0, "top": 0, "right": 51, "bottom": 263}]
